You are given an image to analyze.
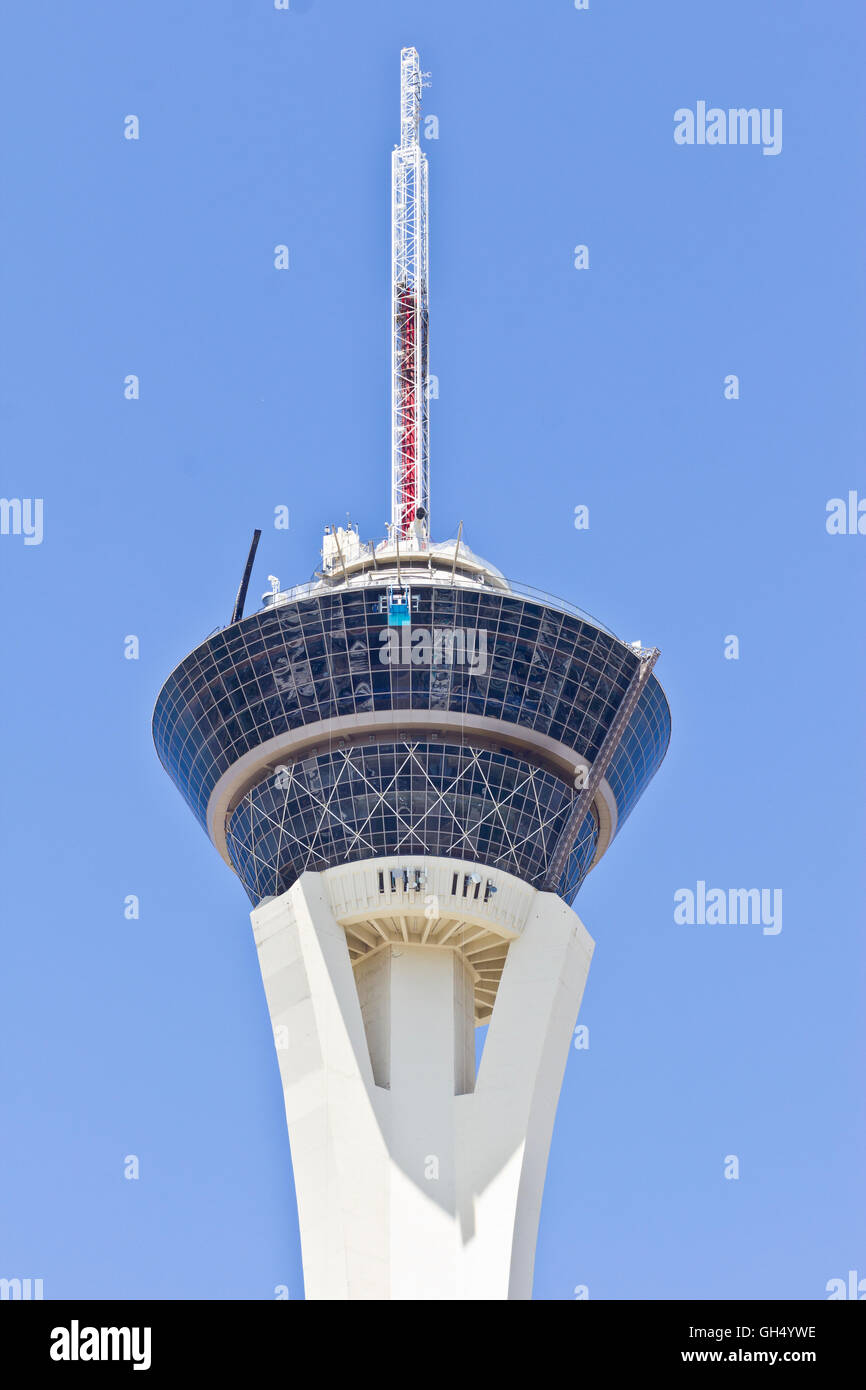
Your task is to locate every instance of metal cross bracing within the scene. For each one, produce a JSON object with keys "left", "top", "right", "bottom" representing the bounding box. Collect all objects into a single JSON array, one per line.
[
  {"left": 391, "top": 47, "right": 430, "bottom": 541},
  {"left": 225, "top": 740, "right": 598, "bottom": 904}
]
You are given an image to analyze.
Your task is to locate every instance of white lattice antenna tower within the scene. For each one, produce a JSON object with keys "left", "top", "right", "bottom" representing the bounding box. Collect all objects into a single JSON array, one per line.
[{"left": 391, "top": 47, "right": 430, "bottom": 540}]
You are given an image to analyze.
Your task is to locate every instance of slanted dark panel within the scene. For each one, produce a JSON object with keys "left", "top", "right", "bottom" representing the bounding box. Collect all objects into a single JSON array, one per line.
[{"left": 230, "top": 529, "right": 262, "bottom": 626}]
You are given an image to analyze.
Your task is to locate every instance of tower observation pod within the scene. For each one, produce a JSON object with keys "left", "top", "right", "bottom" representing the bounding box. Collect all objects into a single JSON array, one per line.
[{"left": 153, "top": 49, "right": 671, "bottom": 1301}]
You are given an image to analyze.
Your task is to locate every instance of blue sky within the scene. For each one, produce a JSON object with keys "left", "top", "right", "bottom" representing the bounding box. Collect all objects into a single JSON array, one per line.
[{"left": 1, "top": 0, "right": 863, "bottom": 1300}]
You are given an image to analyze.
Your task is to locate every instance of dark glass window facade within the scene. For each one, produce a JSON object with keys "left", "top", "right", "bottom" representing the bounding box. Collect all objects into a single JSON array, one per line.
[
  {"left": 152, "top": 584, "right": 671, "bottom": 902},
  {"left": 605, "top": 674, "right": 671, "bottom": 832},
  {"left": 225, "top": 741, "right": 599, "bottom": 905}
]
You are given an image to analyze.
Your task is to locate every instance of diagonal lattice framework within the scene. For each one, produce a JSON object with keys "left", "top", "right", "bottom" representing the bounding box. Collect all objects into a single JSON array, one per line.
[{"left": 225, "top": 741, "right": 599, "bottom": 903}]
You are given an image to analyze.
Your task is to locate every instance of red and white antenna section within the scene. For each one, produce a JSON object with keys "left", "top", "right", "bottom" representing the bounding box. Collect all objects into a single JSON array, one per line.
[{"left": 391, "top": 47, "right": 430, "bottom": 542}]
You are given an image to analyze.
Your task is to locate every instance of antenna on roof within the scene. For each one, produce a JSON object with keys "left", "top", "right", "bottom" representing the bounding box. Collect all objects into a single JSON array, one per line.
[
  {"left": 230, "top": 528, "right": 262, "bottom": 625},
  {"left": 391, "top": 46, "right": 431, "bottom": 542}
]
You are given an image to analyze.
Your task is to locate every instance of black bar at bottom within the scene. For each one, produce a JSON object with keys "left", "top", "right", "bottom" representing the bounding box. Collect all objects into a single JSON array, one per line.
[{"left": 0, "top": 1298, "right": 862, "bottom": 1376}]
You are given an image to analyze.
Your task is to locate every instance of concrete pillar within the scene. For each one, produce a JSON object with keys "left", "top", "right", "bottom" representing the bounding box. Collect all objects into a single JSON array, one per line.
[{"left": 251, "top": 868, "right": 594, "bottom": 1300}]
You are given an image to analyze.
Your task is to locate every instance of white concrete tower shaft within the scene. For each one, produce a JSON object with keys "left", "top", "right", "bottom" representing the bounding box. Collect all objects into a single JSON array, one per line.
[{"left": 251, "top": 857, "right": 594, "bottom": 1300}]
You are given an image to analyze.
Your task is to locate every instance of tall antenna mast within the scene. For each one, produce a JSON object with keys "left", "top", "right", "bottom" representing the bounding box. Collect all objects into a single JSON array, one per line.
[{"left": 391, "top": 46, "right": 430, "bottom": 541}]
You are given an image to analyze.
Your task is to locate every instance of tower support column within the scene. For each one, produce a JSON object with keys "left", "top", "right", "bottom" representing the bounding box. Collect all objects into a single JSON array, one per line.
[{"left": 251, "top": 867, "right": 594, "bottom": 1300}]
